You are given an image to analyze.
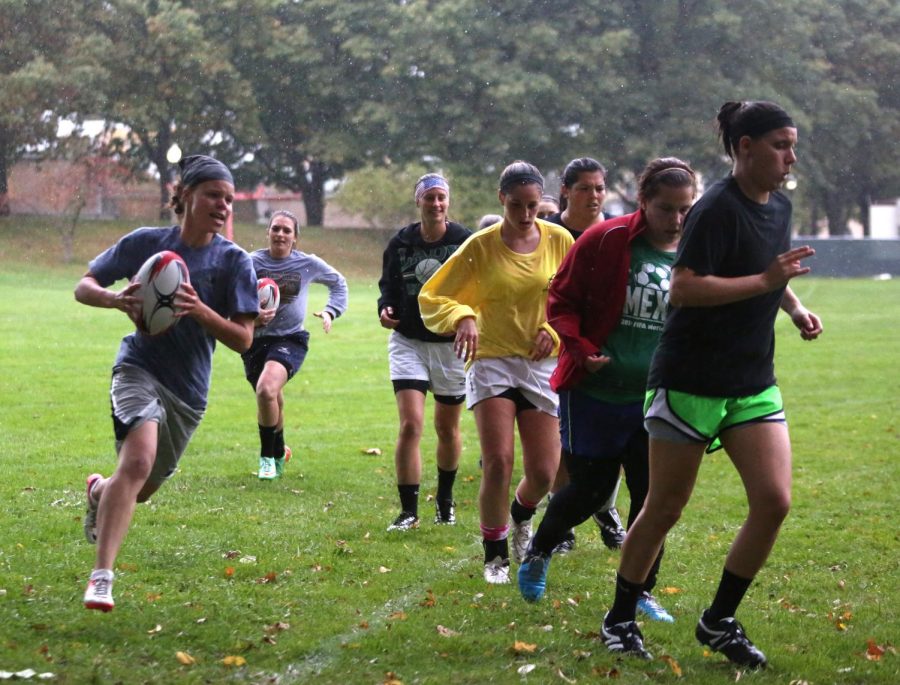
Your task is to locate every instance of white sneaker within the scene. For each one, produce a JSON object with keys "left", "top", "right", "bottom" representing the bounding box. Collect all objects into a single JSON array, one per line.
[
  {"left": 83, "top": 474, "right": 102, "bottom": 544},
  {"left": 84, "top": 569, "right": 115, "bottom": 612},
  {"left": 258, "top": 456, "right": 277, "bottom": 480},
  {"left": 509, "top": 517, "right": 533, "bottom": 564},
  {"left": 484, "top": 556, "right": 510, "bottom": 584}
]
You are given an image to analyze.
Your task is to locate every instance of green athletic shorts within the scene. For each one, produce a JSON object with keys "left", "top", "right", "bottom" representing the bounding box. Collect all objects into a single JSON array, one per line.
[{"left": 644, "top": 386, "right": 785, "bottom": 453}]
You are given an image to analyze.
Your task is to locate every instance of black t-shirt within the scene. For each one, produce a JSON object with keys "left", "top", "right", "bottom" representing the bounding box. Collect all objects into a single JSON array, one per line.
[
  {"left": 377, "top": 221, "right": 472, "bottom": 342},
  {"left": 648, "top": 176, "right": 792, "bottom": 396}
]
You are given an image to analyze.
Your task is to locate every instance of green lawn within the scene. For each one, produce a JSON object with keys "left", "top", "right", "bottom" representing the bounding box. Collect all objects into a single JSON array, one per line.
[{"left": 0, "top": 218, "right": 897, "bottom": 683}]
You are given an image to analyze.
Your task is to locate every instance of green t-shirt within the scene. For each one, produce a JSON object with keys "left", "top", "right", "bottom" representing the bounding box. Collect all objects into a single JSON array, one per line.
[{"left": 579, "top": 236, "right": 675, "bottom": 403}]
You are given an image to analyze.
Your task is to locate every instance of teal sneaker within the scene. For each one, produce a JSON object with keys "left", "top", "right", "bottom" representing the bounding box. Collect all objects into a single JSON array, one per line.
[
  {"left": 637, "top": 591, "right": 675, "bottom": 623},
  {"left": 517, "top": 550, "right": 551, "bottom": 602},
  {"left": 274, "top": 446, "right": 292, "bottom": 478},
  {"left": 258, "top": 456, "right": 277, "bottom": 480}
]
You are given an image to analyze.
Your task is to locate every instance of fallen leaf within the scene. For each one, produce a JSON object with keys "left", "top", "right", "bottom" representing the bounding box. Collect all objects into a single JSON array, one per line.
[
  {"left": 659, "top": 654, "right": 682, "bottom": 677},
  {"left": 592, "top": 666, "right": 620, "bottom": 678},
  {"left": 239, "top": 555, "right": 257, "bottom": 564},
  {"left": 224, "top": 567, "right": 235, "bottom": 578},
  {"left": 382, "top": 671, "right": 402, "bottom": 685},
  {"left": 175, "top": 651, "right": 196, "bottom": 666},
  {"left": 420, "top": 590, "right": 436, "bottom": 607},
  {"left": 196, "top": 618, "right": 207, "bottom": 624},
  {"left": 223, "top": 550, "right": 241, "bottom": 559},
  {"left": 145, "top": 592, "right": 162, "bottom": 603},
  {"left": 265, "top": 621, "right": 290, "bottom": 633},
  {"left": 572, "top": 649, "right": 591, "bottom": 660},
  {"left": 147, "top": 624, "right": 162, "bottom": 634},
  {"left": 222, "top": 655, "right": 246, "bottom": 667},
  {"left": 556, "top": 668, "right": 576, "bottom": 683},
  {"left": 359, "top": 620, "right": 369, "bottom": 629},
  {"left": 512, "top": 640, "right": 537, "bottom": 654},
  {"left": 379, "top": 566, "right": 391, "bottom": 574},
  {"left": 255, "top": 571, "right": 278, "bottom": 584},
  {"left": 660, "top": 586, "right": 682, "bottom": 595},
  {"left": 865, "top": 639, "right": 885, "bottom": 661},
  {"left": 388, "top": 611, "right": 407, "bottom": 621},
  {"left": 541, "top": 624, "right": 553, "bottom": 632},
  {"left": 517, "top": 664, "right": 536, "bottom": 675},
  {"left": 362, "top": 447, "right": 382, "bottom": 456},
  {"left": 436, "top": 624, "right": 459, "bottom": 637}
]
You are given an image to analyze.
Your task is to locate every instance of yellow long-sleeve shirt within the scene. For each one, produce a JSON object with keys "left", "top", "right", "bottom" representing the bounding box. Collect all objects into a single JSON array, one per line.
[{"left": 418, "top": 219, "right": 574, "bottom": 365}]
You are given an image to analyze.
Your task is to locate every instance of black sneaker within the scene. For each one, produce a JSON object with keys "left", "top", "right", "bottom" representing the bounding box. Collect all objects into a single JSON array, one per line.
[
  {"left": 552, "top": 529, "right": 576, "bottom": 555},
  {"left": 601, "top": 612, "right": 652, "bottom": 660},
  {"left": 387, "top": 511, "right": 419, "bottom": 532},
  {"left": 434, "top": 499, "right": 456, "bottom": 525},
  {"left": 696, "top": 615, "right": 767, "bottom": 669},
  {"left": 593, "top": 507, "right": 626, "bottom": 549}
]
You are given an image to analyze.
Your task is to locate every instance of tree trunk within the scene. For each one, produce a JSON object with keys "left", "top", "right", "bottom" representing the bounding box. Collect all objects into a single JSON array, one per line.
[
  {"left": 824, "top": 197, "right": 851, "bottom": 237},
  {"left": 0, "top": 132, "right": 10, "bottom": 216},
  {"left": 858, "top": 193, "right": 870, "bottom": 237},
  {"left": 301, "top": 159, "right": 327, "bottom": 227}
]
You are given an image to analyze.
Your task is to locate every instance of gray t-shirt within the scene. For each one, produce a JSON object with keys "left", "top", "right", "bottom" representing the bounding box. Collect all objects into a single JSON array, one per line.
[
  {"left": 251, "top": 249, "right": 348, "bottom": 338},
  {"left": 89, "top": 226, "right": 259, "bottom": 409}
]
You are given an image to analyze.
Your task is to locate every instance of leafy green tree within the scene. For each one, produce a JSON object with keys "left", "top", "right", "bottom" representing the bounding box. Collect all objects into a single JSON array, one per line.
[
  {"left": 0, "top": 0, "right": 104, "bottom": 214},
  {"left": 87, "top": 0, "right": 260, "bottom": 219}
]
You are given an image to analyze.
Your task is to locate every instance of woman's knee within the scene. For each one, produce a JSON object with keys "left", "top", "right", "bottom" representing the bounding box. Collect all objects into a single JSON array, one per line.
[{"left": 398, "top": 416, "right": 424, "bottom": 442}]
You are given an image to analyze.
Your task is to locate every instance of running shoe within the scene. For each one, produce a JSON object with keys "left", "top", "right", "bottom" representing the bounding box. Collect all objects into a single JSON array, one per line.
[
  {"left": 258, "top": 456, "right": 277, "bottom": 480},
  {"left": 695, "top": 614, "right": 767, "bottom": 669},
  {"left": 601, "top": 612, "right": 652, "bottom": 660},
  {"left": 387, "top": 511, "right": 419, "bottom": 532},
  {"left": 509, "top": 517, "right": 533, "bottom": 564},
  {"left": 274, "top": 445, "right": 292, "bottom": 478},
  {"left": 83, "top": 474, "right": 102, "bottom": 544},
  {"left": 83, "top": 569, "right": 115, "bottom": 612},
  {"left": 517, "top": 550, "right": 551, "bottom": 602},
  {"left": 434, "top": 499, "right": 456, "bottom": 525},
  {"left": 637, "top": 591, "right": 675, "bottom": 623},
  {"left": 552, "top": 529, "right": 576, "bottom": 556},
  {"left": 483, "top": 556, "right": 510, "bottom": 584},
  {"left": 593, "top": 507, "right": 626, "bottom": 549}
]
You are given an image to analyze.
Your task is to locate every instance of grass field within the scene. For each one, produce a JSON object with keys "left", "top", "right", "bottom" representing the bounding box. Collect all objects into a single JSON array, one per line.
[{"left": 0, "top": 217, "right": 898, "bottom": 684}]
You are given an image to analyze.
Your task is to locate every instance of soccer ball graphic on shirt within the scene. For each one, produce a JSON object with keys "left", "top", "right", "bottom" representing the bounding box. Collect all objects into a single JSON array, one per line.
[
  {"left": 635, "top": 262, "right": 671, "bottom": 292},
  {"left": 414, "top": 258, "right": 442, "bottom": 284}
]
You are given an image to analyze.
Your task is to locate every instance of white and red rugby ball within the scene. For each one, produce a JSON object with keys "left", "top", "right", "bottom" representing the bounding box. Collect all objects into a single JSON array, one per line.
[
  {"left": 133, "top": 250, "right": 190, "bottom": 336},
  {"left": 257, "top": 278, "right": 280, "bottom": 311}
]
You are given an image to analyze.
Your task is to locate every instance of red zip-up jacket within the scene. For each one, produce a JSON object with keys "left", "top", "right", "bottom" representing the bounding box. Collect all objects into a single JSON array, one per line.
[{"left": 547, "top": 210, "right": 647, "bottom": 392}]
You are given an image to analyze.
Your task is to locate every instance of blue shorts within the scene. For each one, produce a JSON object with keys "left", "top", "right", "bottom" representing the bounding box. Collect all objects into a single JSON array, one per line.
[
  {"left": 559, "top": 389, "right": 646, "bottom": 459},
  {"left": 242, "top": 332, "right": 310, "bottom": 388}
]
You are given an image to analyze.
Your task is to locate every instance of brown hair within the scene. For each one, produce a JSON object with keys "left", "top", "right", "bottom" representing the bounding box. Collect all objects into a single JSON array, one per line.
[{"left": 637, "top": 157, "right": 696, "bottom": 203}]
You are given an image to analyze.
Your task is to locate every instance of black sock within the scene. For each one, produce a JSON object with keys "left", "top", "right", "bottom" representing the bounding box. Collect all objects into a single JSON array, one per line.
[
  {"left": 436, "top": 467, "right": 457, "bottom": 504},
  {"left": 706, "top": 567, "right": 753, "bottom": 622},
  {"left": 398, "top": 484, "right": 419, "bottom": 517},
  {"left": 258, "top": 424, "right": 277, "bottom": 458},
  {"left": 510, "top": 497, "right": 536, "bottom": 524},
  {"left": 483, "top": 538, "right": 509, "bottom": 563},
  {"left": 273, "top": 429, "right": 285, "bottom": 459},
  {"left": 607, "top": 573, "right": 643, "bottom": 625}
]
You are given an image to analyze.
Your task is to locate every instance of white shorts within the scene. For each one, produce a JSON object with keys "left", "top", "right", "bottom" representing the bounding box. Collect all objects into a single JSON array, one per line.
[
  {"left": 110, "top": 364, "right": 203, "bottom": 489},
  {"left": 465, "top": 356, "right": 559, "bottom": 416},
  {"left": 388, "top": 331, "right": 466, "bottom": 398}
]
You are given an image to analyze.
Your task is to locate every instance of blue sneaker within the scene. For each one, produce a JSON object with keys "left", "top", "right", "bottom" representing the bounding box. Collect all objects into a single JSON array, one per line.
[
  {"left": 637, "top": 591, "right": 675, "bottom": 623},
  {"left": 517, "top": 551, "right": 551, "bottom": 602}
]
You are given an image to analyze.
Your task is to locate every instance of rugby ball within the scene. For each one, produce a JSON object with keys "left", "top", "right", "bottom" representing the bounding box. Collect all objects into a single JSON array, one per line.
[
  {"left": 257, "top": 278, "right": 280, "bottom": 311},
  {"left": 133, "top": 251, "right": 190, "bottom": 336}
]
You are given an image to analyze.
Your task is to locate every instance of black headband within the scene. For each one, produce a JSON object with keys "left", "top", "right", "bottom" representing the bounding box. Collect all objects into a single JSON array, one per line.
[
  {"left": 739, "top": 110, "right": 796, "bottom": 140},
  {"left": 500, "top": 173, "right": 544, "bottom": 194},
  {"left": 178, "top": 154, "right": 234, "bottom": 188}
]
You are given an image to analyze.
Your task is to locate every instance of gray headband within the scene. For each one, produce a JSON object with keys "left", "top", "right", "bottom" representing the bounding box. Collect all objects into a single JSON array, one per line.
[{"left": 178, "top": 155, "right": 234, "bottom": 188}]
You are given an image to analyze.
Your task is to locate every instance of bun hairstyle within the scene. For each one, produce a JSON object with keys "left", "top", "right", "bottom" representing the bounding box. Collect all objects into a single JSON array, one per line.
[
  {"left": 637, "top": 157, "right": 697, "bottom": 203},
  {"left": 558, "top": 157, "right": 606, "bottom": 211},
  {"left": 168, "top": 154, "right": 234, "bottom": 216},
  {"left": 499, "top": 160, "right": 544, "bottom": 195},
  {"left": 716, "top": 101, "right": 795, "bottom": 159}
]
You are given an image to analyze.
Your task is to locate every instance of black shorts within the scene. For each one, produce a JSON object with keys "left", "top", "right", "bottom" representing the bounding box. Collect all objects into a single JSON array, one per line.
[{"left": 242, "top": 332, "right": 310, "bottom": 388}]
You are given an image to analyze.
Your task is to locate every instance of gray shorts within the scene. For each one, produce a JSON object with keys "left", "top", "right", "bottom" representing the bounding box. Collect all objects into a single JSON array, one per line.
[{"left": 110, "top": 364, "right": 204, "bottom": 489}]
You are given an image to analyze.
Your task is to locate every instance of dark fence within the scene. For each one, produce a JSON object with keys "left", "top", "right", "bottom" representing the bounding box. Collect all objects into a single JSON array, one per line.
[{"left": 791, "top": 238, "right": 900, "bottom": 278}]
